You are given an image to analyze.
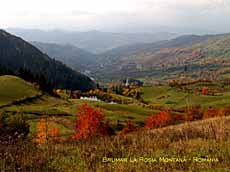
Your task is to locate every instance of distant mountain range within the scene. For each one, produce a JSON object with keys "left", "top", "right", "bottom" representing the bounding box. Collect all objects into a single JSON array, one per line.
[
  {"left": 0, "top": 29, "right": 95, "bottom": 91},
  {"left": 7, "top": 28, "right": 230, "bottom": 83},
  {"left": 7, "top": 28, "right": 178, "bottom": 53},
  {"left": 31, "top": 42, "right": 96, "bottom": 71},
  {"left": 91, "top": 34, "right": 230, "bottom": 81},
  {"left": 96, "top": 35, "right": 215, "bottom": 63}
]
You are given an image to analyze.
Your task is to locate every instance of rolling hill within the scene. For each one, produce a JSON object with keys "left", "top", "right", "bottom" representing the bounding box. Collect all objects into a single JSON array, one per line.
[
  {"left": 0, "top": 29, "right": 95, "bottom": 91},
  {"left": 97, "top": 34, "right": 215, "bottom": 63},
  {"left": 92, "top": 34, "right": 230, "bottom": 81},
  {"left": 31, "top": 42, "right": 96, "bottom": 71},
  {"left": 0, "top": 75, "right": 41, "bottom": 106}
]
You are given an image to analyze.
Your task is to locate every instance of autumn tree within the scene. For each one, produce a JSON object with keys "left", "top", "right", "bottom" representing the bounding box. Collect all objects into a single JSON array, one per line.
[
  {"left": 155, "top": 111, "right": 172, "bottom": 127},
  {"left": 122, "top": 86, "right": 142, "bottom": 100},
  {"left": 145, "top": 110, "right": 172, "bottom": 129},
  {"left": 72, "top": 104, "right": 110, "bottom": 140},
  {"left": 35, "top": 118, "right": 47, "bottom": 145},
  {"left": 201, "top": 86, "right": 209, "bottom": 95},
  {"left": 35, "top": 118, "right": 60, "bottom": 145},
  {"left": 145, "top": 114, "right": 157, "bottom": 129},
  {"left": 203, "top": 108, "right": 218, "bottom": 119},
  {"left": 49, "top": 127, "right": 60, "bottom": 143}
]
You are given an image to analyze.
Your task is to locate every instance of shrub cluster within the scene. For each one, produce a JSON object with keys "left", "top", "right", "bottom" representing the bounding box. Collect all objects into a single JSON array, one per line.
[
  {"left": 203, "top": 107, "right": 230, "bottom": 119},
  {"left": 72, "top": 104, "right": 114, "bottom": 140},
  {"left": 145, "top": 111, "right": 172, "bottom": 129}
]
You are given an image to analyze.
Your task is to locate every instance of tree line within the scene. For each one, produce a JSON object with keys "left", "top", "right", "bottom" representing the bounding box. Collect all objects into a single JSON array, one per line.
[{"left": 0, "top": 65, "right": 53, "bottom": 94}]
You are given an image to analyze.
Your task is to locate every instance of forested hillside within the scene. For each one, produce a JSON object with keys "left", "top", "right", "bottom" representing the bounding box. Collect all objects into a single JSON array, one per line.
[
  {"left": 92, "top": 34, "right": 230, "bottom": 81},
  {"left": 0, "top": 30, "right": 95, "bottom": 91}
]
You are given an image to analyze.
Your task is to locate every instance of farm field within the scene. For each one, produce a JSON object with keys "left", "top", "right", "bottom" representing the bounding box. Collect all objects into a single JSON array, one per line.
[
  {"left": 1, "top": 75, "right": 230, "bottom": 135},
  {"left": 141, "top": 84, "right": 230, "bottom": 108}
]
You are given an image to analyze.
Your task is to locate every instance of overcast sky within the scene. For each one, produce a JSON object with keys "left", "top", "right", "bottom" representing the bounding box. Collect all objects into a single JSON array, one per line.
[{"left": 1, "top": 0, "right": 230, "bottom": 33}]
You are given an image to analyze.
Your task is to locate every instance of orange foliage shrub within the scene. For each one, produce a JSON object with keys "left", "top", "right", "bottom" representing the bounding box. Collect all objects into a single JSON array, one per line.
[
  {"left": 145, "top": 114, "right": 157, "bottom": 129},
  {"left": 72, "top": 104, "right": 109, "bottom": 140},
  {"left": 49, "top": 127, "right": 60, "bottom": 143},
  {"left": 203, "top": 107, "right": 230, "bottom": 119},
  {"left": 201, "top": 86, "right": 209, "bottom": 95},
  {"left": 218, "top": 107, "right": 230, "bottom": 116},
  {"left": 35, "top": 118, "right": 60, "bottom": 145},
  {"left": 203, "top": 108, "right": 219, "bottom": 119},
  {"left": 35, "top": 119, "right": 47, "bottom": 145},
  {"left": 120, "top": 120, "right": 136, "bottom": 134},
  {"left": 156, "top": 111, "right": 172, "bottom": 127},
  {"left": 145, "top": 111, "right": 172, "bottom": 129}
]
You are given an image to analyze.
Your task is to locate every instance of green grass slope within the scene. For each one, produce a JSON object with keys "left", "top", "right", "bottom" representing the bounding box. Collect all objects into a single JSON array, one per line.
[
  {"left": 0, "top": 75, "right": 41, "bottom": 106},
  {"left": 141, "top": 84, "right": 230, "bottom": 109}
]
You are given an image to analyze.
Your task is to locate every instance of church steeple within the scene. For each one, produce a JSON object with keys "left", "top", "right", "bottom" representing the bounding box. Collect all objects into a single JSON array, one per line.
[{"left": 125, "top": 78, "right": 129, "bottom": 87}]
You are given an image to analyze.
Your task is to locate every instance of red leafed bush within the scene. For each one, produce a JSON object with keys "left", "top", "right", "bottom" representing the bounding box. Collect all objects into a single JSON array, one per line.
[
  {"left": 201, "top": 86, "right": 209, "bottom": 95},
  {"left": 203, "top": 108, "right": 219, "bottom": 119},
  {"left": 145, "top": 114, "right": 157, "bottom": 129},
  {"left": 227, "top": 80, "right": 230, "bottom": 85},
  {"left": 120, "top": 120, "right": 136, "bottom": 134},
  {"left": 203, "top": 107, "right": 230, "bottom": 119},
  {"left": 155, "top": 111, "right": 172, "bottom": 127},
  {"left": 72, "top": 104, "right": 109, "bottom": 140},
  {"left": 145, "top": 111, "right": 172, "bottom": 129}
]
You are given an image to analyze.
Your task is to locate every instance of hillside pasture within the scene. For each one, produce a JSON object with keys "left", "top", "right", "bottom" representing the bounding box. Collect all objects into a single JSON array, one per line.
[{"left": 0, "top": 75, "right": 41, "bottom": 107}]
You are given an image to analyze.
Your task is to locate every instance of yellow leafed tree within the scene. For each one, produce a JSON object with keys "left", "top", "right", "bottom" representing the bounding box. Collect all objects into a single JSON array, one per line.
[
  {"left": 35, "top": 118, "right": 47, "bottom": 144},
  {"left": 35, "top": 118, "right": 60, "bottom": 145}
]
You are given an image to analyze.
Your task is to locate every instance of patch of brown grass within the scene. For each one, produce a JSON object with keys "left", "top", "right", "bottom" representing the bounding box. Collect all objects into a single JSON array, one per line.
[{"left": 78, "top": 116, "right": 230, "bottom": 171}]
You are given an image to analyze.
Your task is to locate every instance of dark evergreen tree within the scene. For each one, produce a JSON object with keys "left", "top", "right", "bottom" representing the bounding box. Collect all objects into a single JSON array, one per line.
[{"left": 0, "top": 65, "right": 15, "bottom": 76}]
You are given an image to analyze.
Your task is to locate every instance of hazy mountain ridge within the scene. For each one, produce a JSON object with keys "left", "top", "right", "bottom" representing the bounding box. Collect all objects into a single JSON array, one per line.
[
  {"left": 31, "top": 42, "right": 96, "bottom": 71},
  {"left": 7, "top": 28, "right": 178, "bottom": 53},
  {"left": 97, "top": 34, "right": 221, "bottom": 63},
  {"left": 0, "top": 29, "right": 95, "bottom": 91},
  {"left": 92, "top": 34, "right": 230, "bottom": 81},
  {"left": 7, "top": 28, "right": 230, "bottom": 82}
]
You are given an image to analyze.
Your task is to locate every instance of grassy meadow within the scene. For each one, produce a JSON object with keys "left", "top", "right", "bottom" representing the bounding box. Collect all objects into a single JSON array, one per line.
[{"left": 0, "top": 75, "right": 41, "bottom": 107}]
